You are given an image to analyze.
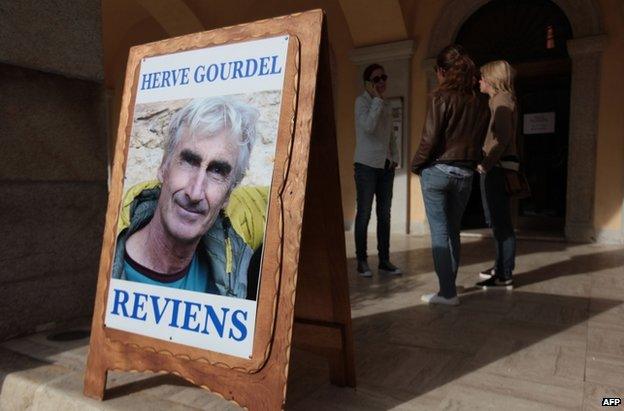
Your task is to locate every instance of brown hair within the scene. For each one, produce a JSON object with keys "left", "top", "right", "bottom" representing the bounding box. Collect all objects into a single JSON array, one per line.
[
  {"left": 435, "top": 44, "right": 478, "bottom": 95},
  {"left": 363, "top": 63, "right": 384, "bottom": 82}
]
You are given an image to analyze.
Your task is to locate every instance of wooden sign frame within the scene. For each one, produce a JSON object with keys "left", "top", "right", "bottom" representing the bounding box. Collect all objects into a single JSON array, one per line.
[{"left": 84, "top": 9, "right": 354, "bottom": 410}]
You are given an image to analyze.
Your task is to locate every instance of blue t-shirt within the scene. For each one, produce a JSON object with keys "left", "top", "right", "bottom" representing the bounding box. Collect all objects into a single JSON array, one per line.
[{"left": 124, "top": 252, "right": 219, "bottom": 294}]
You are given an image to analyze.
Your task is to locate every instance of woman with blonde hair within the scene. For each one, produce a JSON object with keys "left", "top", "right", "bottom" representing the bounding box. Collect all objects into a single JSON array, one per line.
[{"left": 476, "top": 60, "right": 519, "bottom": 289}]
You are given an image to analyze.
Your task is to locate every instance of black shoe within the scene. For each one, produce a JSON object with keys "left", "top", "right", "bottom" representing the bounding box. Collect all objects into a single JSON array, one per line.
[
  {"left": 378, "top": 260, "right": 402, "bottom": 276},
  {"left": 357, "top": 260, "right": 372, "bottom": 278},
  {"left": 479, "top": 267, "right": 496, "bottom": 279},
  {"left": 476, "top": 276, "right": 513, "bottom": 290}
]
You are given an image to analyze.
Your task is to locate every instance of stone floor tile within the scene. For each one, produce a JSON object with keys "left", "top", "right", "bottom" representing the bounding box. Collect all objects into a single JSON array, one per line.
[
  {"left": 582, "top": 381, "right": 624, "bottom": 410},
  {"left": 354, "top": 342, "right": 474, "bottom": 395},
  {"left": 585, "top": 353, "right": 624, "bottom": 388},
  {"left": 437, "top": 369, "right": 583, "bottom": 410},
  {"left": 288, "top": 382, "right": 444, "bottom": 411},
  {"left": 1, "top": 234, "right": 623, "bottom": 410},
  {"left": 505, "top": 297, "right": 590, "bottom": 327},
  {"left": 167, "top": 386, "right": 242, "bottom": 410},
  {"left": 468, "top": 324, "right": 587, "bottom": 388},
  {"left": 0, "top": 349, "right": 71, "bottom": 411},
  {"left": 2, "top": 335, "right": 89, "bottom": 373},
  {"left": 588, "top": 299, "right": 624, "bottom": 332},
  {"left": 34, "top": 369, "right": 199, "bottom": 411},
  {"left": 587, "top": 326, "right": 624, "bottom": 357}
]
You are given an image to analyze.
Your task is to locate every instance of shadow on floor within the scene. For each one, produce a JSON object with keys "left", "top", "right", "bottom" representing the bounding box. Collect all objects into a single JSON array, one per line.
[
  {"left": 346, "top": 237, "right": 603, "bottom": 308},
  {"left": 93, "top": 248, "right": 624, "bottom": 408},
  {"left": 286, "top": 290, "right": 622, "bottom": 409},
  {"left": 1, "top": 242, "right": 622, "bottom": 410},
  {"left": 105, "top": 374, "right": 193, "bottom": 400},
  {"left": 514, "top": 248, "right": 624, "bottom": 288}
]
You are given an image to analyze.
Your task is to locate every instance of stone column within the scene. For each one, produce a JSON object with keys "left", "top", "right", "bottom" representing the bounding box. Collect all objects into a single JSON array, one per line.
[
  {"left": 565, "top": 35, "right": 607, "bottom": 242},
  {"left": 349, "top": 40, "right": 415, "bottom": 234},
  {"left": 422, "top": 58, "right": 438, "bottom": 93}
]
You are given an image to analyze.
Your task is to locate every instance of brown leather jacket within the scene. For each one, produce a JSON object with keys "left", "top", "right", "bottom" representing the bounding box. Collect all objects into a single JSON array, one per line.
[{"left": 411, "top": 90, "right": 490, "bottom": 174}]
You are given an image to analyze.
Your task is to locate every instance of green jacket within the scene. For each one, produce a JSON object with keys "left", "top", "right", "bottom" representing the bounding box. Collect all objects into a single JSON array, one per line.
[{"left": 111, "top": 187, "right": 253, "bottom": 299}]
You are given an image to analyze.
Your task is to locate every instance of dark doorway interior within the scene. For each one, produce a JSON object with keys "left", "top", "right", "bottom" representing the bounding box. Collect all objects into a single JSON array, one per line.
[
  {"left": 455, "top": 0, "right": 573, "bottom": 234},
  {"left": 515, "top": 60, "right": 570, "bottom": 231}
]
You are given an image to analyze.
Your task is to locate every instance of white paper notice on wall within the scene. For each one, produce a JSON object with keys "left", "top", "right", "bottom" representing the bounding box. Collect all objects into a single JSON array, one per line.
[{"left": 523, "top": 112, "right": 556, "bottom": 134}]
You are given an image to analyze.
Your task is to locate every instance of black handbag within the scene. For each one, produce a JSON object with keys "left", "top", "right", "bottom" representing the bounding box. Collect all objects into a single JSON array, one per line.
[{"left": 502, "top": 168, "right": 531, "bottom": 199}]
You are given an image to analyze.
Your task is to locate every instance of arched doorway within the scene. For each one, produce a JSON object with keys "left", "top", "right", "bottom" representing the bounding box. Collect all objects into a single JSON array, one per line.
[
  {"left": 456, "top": 0, "right": 573, "bottom": 235},
  {"left": 424, "top": 0, "right": 606, "bottom": 242}
]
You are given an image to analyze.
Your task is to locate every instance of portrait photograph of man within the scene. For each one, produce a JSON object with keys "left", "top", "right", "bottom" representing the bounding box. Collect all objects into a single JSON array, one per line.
[
  {"left": 112, "top": 97, "right": 266, "bottom": 300},
  {"left": 103, "top": 35, "right": 288, "bottom": 357}
]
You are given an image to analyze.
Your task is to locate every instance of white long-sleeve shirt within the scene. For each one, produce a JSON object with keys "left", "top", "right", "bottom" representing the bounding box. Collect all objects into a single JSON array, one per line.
[{"left": 354, "top": 91, "right": 398, "bottom": 169}]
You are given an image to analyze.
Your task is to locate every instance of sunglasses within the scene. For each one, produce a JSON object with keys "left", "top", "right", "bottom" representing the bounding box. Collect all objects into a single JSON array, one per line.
[{"left": 370, "top": 74, "right": 388, "bottom": 83}]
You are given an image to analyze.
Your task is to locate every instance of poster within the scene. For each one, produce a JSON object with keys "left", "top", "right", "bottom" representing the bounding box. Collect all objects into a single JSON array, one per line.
[
  {"left": 104, "top": 35, "right": 289, "bottom": 359},
  {"left": 523, "top": 112, "right": 556, "bottom": 135}
]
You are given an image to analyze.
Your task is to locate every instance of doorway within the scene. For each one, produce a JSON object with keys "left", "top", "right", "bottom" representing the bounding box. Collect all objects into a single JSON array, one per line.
[{"left": 455, "top": 0, "right": 573, "bottom": 236}]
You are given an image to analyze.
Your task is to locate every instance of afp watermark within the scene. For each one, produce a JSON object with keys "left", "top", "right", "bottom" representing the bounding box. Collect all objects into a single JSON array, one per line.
[{"left": 602, "top": 398, "right": 621, "bottom": 407}]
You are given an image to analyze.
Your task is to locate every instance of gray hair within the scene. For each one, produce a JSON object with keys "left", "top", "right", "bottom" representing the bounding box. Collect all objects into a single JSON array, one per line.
[{"left": 163, "top": 97, "right": 259, "bottom": 187}]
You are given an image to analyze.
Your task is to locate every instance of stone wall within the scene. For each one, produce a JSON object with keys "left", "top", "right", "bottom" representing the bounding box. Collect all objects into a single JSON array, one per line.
[
  {"left": 123, "top": 91, "right": 281, "bottom": 191},
  {"left": 0, "top": 0, "right": 103, "bottom": 81},
  {"left": 0, "top": 63, "right": 107, "bottom": 339},
  {"left": 0, "top": 0, "right": 106, "bottom": 339}
]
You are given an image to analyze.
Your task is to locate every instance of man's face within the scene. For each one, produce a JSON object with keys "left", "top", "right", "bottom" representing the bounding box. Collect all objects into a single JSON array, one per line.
[
  {"left": 370, "top": 67, "right": 387, "bottom": 95},
  {"left": 156, "top": 129, "right": 239, "bottom": 244}
]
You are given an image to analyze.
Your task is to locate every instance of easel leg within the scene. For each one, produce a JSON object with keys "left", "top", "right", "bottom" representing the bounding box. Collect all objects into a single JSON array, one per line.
[
  {"left": 83, "top": 352, "right": 108, "bottom": 399},
  {"left": 328, "top": 327, "right": 356, "bottom": 387},
  {"left": 293, "top": 321, "right": 356, "bottom": 387},
  {"left": 328, "top": 350, "right": 347, "bottom": 386}
]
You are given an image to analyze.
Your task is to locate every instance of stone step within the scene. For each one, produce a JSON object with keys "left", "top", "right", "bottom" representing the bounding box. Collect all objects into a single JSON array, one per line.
[{"left": 0, "top": 330, "right": 240, "bottom": 411}]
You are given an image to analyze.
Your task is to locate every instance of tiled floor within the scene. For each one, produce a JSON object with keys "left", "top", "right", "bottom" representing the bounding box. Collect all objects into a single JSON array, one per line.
[
  {"left": 1, "top": 234, "right": 622, "bottom": 410},
  {"left": 285, "top": 234, "right": 624, "bottom": 410}
]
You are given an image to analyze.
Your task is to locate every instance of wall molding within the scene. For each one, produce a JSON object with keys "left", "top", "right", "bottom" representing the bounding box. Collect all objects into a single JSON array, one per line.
[{"left": 349, "top": 39, "right": 415, "bottom": 64}]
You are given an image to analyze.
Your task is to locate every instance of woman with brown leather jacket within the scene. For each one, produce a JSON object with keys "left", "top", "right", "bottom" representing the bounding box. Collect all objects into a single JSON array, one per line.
[{"left": 412, "top": 45, "right": 490, "bottom": 306}]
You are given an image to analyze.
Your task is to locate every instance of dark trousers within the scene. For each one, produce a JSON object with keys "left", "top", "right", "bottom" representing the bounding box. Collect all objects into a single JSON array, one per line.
[
  {"left": 420, "top": 166, "right": 473, "bottom": 298},
  {"left": 480, "top": 167, "right": 516, "bottom": 279},
  {"left": 354, "top": 162, "right": 394, "bottom": 262}
]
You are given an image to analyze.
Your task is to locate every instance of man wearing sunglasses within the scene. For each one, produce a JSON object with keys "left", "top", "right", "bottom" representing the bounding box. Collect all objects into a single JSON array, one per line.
[{"left": 353, "top": 63, "right": 401, "bottom": 278}]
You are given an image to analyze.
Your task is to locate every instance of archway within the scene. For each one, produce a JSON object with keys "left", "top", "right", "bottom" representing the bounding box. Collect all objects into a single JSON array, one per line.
[
  {"left": 456, "top": 0, "right": 573, "bottom": 236},
  {"left": 425, "top": 0, "right": 606, "bottom": 242}
]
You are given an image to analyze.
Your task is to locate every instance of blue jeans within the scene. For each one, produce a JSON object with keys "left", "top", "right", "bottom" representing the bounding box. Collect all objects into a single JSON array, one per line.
[
  {"left": 354, "top": 162, "right": 394, "bottom": 262},
  {"left": 480, "top": 167, "right": 516, "bottom": 279},
  {"left": 420, "top": 166, "right": 473, "bottom": 298}
]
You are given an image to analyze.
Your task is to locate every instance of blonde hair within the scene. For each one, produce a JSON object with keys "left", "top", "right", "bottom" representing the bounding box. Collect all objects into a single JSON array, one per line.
[{"left": 480, "top": 60, "right": 516, "bottom": 95}]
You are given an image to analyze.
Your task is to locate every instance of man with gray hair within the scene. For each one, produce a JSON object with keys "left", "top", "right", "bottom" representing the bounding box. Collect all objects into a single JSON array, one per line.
[{"left": 112, "top": 97, "right": 258, "bottom": 299}]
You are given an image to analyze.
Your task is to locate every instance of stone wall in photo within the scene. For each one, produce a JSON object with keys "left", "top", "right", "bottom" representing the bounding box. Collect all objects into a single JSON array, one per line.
[{"left": 123, "top": 91, "right": 282, "bottom": 191}]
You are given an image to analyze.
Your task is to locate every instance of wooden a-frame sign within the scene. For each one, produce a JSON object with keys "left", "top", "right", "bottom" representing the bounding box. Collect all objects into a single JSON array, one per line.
[{"left": 84, "top": 9, "right": 355, "bottom": 409}]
